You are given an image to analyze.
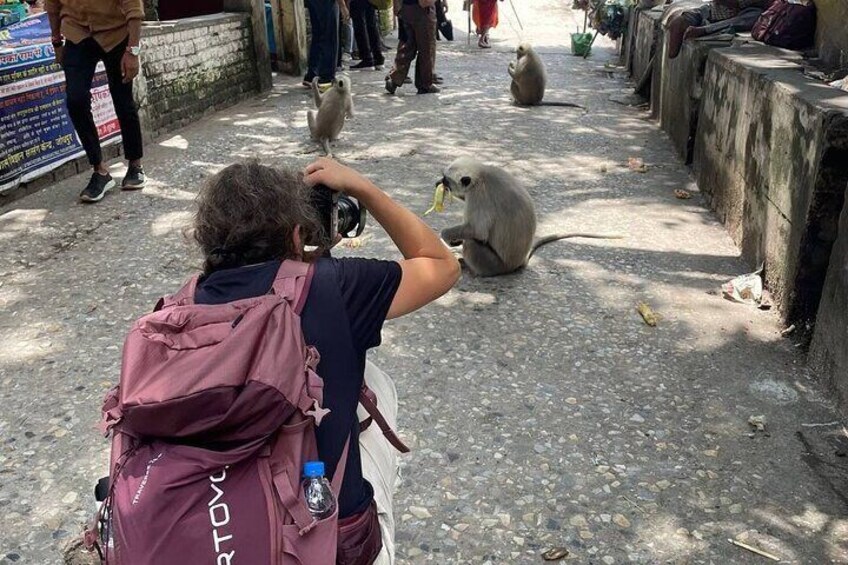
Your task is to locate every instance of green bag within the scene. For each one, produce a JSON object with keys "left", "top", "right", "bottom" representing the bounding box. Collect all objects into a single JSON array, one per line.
[
  {"left": 571, "top": 32, "right": 594, "bottom": 57},
  {"left": 369, "top": 0, "right": 393, "bottom": 10}
]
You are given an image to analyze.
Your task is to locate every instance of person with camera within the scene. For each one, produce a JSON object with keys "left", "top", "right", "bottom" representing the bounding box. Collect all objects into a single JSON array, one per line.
[{"left": 188, "top": 158, "right": 459, "bottom": 563}]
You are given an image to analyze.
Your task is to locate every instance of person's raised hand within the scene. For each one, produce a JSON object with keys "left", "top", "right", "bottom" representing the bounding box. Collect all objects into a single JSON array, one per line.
[{"left": 304, "top": 157, "right": 370, "bottom": 197}]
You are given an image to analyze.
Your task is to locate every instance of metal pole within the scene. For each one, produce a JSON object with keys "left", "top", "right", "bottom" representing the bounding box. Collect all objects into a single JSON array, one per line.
[
  {"left": 467, "top": 0, "right": 472, "bottom": 46},
  {"left": 506, "top": 0, "right": 523, "bottom": 31}
]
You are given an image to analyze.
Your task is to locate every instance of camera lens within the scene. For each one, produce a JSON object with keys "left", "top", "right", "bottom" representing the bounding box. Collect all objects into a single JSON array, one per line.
[{"left": 337, "top": 194, "right": 362, "bottom": 237}]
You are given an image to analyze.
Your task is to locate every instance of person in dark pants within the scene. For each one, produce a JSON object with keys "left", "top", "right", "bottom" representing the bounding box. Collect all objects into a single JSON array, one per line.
[
  {"left": 304, "top": 0, "right": 348, "bottom": 88},
  {"left": 46, "top": 0, "right": 146, "bottom": 203},
  {"left": 386, "top": 0, "right": 439, "bottom": 94},
  {"left": 349, "top": 0, "right": 385, "bottom": 70}
]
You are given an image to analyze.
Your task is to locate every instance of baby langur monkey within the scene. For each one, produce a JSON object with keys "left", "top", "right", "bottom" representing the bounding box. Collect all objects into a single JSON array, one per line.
[
  {"left": 307, "top": 75, "right": 354, "bottom": 157},
  {"left": 509, "top": 43, "right": 584, "bottom": 108},
  {"left": 438, "top": 157, "right": 620, "bottom": 277}
]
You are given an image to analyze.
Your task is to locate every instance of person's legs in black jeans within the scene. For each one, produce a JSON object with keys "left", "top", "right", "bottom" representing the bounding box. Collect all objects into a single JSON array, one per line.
[
  {"left": 363, "top": 2, "right": 384, "bottom": 66},
  {"left": 350, "top": 0, "right": 374, "bottom": 66},
  {"left": 102, "top": 38, "right": 143, "bottom": 167},
  {"left": 305, "top": 0, "right": 321, "bottom": 82},
  {"left": 309, "top": 0, "right": 339, "bottom": 82},
  {"left": 63, "top": 39, "right": 102, "bottom": 167}
]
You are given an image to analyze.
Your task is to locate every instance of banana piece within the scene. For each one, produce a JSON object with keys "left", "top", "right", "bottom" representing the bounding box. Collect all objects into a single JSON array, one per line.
[{"left": 424, "top": 182, "right": 452, "bottom": 216}]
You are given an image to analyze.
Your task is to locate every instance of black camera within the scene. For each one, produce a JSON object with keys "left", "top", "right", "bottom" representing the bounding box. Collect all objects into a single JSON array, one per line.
[{"left": 308, "top": 184, "right": 367, "bottom": 247}]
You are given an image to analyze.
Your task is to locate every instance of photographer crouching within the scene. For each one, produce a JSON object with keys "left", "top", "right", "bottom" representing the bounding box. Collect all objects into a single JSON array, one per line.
[{"left": 84, "top": 158, "right": 459, "bottom": 564}]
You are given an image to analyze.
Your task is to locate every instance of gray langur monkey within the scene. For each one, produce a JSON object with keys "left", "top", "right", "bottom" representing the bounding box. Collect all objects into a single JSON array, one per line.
[
  {"left": 438, "top": 157, "right": 620, "bottom": 277},
  {"left": 307, "top": 75, "right": 354, "bottom": 156},
  {"left": 509, "top": 43, "right": 584, "bottom": 109}
]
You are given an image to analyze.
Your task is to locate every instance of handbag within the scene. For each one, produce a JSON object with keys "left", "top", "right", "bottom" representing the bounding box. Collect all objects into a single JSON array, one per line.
[
  {"left": 751, "top": 0, "right": 816, "bottom": 49},
  {"left": 436, "top": 0, "right": 454, "bottom": 40}
]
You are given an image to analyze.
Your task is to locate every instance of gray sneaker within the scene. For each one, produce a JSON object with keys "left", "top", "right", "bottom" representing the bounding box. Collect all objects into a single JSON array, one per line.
[
  {"left": 79, "top": 173, "right": 115, "bottom": 203},
  {"left": 121, "top": 165, "right": 146, "bottom": 190}
]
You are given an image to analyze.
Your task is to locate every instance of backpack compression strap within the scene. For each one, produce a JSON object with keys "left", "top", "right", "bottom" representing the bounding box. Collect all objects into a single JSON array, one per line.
[
  {"left": 270, "top": 260, "right": 315, "bottom": 315},
  {"left": 358, "top": 385, "right": 410, "bottom": 453}
]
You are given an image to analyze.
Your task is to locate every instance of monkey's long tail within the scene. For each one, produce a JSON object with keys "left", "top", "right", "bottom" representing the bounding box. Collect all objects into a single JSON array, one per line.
[
  {"left": 321, "top": 138, "right": 333, "bottom": 158},
  {"left": 529, "top": 233, "right": 624, "bottom": 258},
  {"left": 539, "top": 101, "right": 586, "bottom": 109}
]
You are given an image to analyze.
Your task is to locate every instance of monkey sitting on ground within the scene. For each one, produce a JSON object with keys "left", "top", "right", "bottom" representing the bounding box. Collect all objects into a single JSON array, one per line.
[
  {"left": 307, "top": 75, "right": 354, "bottom": 156},
  {"left": 438, "top": 157, "right": 619, "bottom": 277},
  {"left": 509, "top": 43, "right": 584, "bottom": 109}
]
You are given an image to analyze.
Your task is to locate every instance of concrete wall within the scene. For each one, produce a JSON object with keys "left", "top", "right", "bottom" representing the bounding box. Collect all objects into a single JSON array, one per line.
[
  {"left": 137, "top": 13, "right": 260, "bottom": 140},
  {"left": 815, "top": 0, "right": 848, "bottom": 69},
  {"left": 658, "top": 37, "right": 733, "bottom": 164},
  {"left": 631, "top": 9, "right": 663, "bottom": 90},
  {"left": 693, "top": 44, "right": 848, "bottom": 324},
  {"left": 810, "top": 198, "right": 848, "bottom": 409}
]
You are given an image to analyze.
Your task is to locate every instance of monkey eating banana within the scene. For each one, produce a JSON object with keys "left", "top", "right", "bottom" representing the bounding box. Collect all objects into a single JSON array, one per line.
[
  {"left": 434, "top": 157, "right": 621, "bottom": 277},
  {"left": 509, "top": 43, "right": 584, "bottom": 109},
  {"left": 307, "top": 75, "right": 354, "bottom": 157}
]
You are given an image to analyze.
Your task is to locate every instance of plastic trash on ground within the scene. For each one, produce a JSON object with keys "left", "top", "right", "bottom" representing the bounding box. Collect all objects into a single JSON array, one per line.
[{"left": 721, "top": 267, "right": 764, "bottom": 306}]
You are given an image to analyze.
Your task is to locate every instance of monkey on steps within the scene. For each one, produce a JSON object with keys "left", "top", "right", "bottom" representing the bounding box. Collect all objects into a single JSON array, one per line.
[
  {"left": 436, "top": 157, "right": 621, "bottom": 277},
  {"left": 509, "top": 43, "right": 584, "bottom": 109},
  {"left": 307, "top": 76, "right": 354, "bottom": 157}
]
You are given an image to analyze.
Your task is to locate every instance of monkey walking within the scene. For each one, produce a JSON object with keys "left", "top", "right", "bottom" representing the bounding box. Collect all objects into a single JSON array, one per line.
[
  {"left": 438, "top": 157, "right": 620, "bottom": 277},
  {"left": 307, "top": 76, "right": 354, "bottom": 157},
  {"left": 509, "top": 43, "right": 584, "bottom": 109}
]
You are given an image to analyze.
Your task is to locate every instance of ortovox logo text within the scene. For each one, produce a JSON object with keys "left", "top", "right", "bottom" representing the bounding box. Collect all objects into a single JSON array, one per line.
[{"left": 209, "top": 467, "right": 234, "bottom": 564}]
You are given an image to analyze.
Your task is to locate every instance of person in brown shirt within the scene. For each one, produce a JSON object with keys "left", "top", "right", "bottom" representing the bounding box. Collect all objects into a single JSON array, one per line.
[
  {"left": 46, "top": 0, "right": 146, "bottom": 202},
  {"left": 386, "top": 0, "right": 440, "bottom": 94}
]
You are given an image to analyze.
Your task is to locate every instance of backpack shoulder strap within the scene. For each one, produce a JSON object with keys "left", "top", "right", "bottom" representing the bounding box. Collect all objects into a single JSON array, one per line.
[
  {"left": 154, "top": 274, "right": 201, "bottom": 311},
  {"left": 270, "top": 260, "right": 315, "bottom": 314}
]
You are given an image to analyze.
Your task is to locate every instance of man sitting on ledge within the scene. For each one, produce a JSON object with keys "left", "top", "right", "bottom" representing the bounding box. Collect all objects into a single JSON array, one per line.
[{"left": 667, "top": 0, "right": 771, "bottom": 59}]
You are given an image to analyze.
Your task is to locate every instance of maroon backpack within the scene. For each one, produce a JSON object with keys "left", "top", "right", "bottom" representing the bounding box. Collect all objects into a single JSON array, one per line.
[
  {"left": 751, "top": 0, "right": 817, "bottom": 49},
  {"left": 84, "top": 260, "right": 407, "bottom": 564}
]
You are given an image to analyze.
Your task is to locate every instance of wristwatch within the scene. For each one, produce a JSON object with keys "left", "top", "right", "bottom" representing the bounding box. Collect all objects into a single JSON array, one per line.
[{"left": 126, "top": 45, "right": 141, "bottom": 56}]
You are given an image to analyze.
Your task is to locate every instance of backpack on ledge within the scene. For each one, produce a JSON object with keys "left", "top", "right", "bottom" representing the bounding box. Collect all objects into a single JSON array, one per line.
[
  {"left": 751, "top": 0, "right": 817, "bottom": 50},
  {"left": 84, "top": 261, "right": 355, "bottom": 564}
]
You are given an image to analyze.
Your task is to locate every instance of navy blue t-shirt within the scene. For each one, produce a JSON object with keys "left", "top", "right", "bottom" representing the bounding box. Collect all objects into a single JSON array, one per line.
[{"left": 195, "top": 257, "right": 402, "bottom": 518}]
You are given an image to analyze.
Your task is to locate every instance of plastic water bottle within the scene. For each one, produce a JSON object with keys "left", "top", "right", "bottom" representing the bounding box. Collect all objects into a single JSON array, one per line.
[{"left": 302, "top": 461, "right": 336, "bottom": 520}]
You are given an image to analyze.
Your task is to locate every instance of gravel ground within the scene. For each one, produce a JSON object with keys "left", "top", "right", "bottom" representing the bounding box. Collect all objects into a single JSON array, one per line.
[{"left": 1, "top": 1, "right": 846, "bottom": 563}]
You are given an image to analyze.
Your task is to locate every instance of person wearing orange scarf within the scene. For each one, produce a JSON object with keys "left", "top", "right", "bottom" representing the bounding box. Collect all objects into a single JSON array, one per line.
[{"left": 472, "top": 0, "right": 501, "bottom": 48}]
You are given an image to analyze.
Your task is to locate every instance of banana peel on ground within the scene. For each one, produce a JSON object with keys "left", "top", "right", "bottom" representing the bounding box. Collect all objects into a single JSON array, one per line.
[
  {"left": 424, "top": 182, "right": 453, "bottom": 216},
  {"left": 637, "top": 302, "right": 659, "bottom": 327}
]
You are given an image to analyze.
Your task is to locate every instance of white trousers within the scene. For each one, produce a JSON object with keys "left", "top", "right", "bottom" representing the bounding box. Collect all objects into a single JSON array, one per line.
[{"left": 358, "top": 361, "right": 400, "bottom": 565}]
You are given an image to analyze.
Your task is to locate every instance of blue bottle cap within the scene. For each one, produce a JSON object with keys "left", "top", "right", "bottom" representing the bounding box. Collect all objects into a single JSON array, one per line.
[{"left": 303, "top": 461, "right": 325, "bottom": 478}]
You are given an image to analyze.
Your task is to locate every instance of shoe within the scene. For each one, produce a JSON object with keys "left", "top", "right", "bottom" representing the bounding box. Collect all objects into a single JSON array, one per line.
[
  {"left": 374, "top": 58, "right": 385, "bottom": 71},
  {"left": 121, "top": 165, "right": 146, "bottom": 190},
  {"left": 403, "top": 77, "right": 412, "bottom": 84},
  {"left": 385, "top": 77, "right": 398, "bottom": 94},
  {"left": 417, "top": 85, "right": 440, "bottom": 94},
  {"left": 79, "top": 172, "right": 115, "bottom": 203},
  {"left": 351, "top": 51, "right": 361, "bottom": 60},
  {"left": 350, "top": 60, "right": 376, "bottom": 70},
  {"left": 433, "top": 74, "right": 444, "bottom": 85}
]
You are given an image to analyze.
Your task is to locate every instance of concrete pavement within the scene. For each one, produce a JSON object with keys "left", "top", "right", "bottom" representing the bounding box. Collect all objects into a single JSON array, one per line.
[{"left": 1, "top": 1, "right": 846, "bottom": 562}]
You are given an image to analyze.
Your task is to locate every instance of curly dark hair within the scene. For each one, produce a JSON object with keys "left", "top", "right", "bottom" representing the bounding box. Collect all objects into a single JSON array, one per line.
[{"left": 193, "top": 160, "right": 322, "bottom": 274}]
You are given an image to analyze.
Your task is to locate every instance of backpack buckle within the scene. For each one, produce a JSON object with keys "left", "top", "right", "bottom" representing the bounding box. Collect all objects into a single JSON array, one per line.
[{"left": 304, "top": 399, "right": 330, "bottom": 426}]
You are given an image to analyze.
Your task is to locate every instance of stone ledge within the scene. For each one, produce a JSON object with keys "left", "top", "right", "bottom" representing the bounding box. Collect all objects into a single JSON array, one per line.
[
  {"left": 693, "top": 44, "right": 848, "bottom": 325},
  {"left": 141, "top": 13, "right": 248, "bottom": 38}
]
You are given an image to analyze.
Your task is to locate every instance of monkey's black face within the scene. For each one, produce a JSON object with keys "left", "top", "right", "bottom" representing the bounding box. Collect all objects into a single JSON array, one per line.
[{"left": 441, "top": 175, "right": 469, "bottom": 201}]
